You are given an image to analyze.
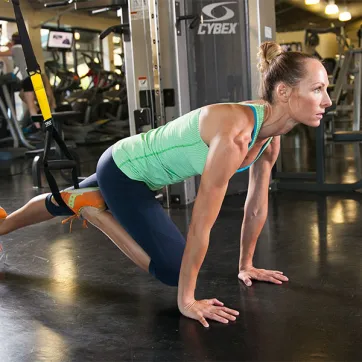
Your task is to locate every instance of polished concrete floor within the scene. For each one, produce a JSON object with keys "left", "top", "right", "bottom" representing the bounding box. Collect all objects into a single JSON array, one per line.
[{"left": 1, "top": 139, "right": 362, "bottom": 361}]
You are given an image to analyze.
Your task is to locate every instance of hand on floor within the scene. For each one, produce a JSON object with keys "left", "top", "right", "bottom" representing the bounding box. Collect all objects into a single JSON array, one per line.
[
  {"left": 179, "top": 298, "right": 239, "bottom": 328},
  {"left": 238, "top": 266, "right": 289, "bottom": 286}
]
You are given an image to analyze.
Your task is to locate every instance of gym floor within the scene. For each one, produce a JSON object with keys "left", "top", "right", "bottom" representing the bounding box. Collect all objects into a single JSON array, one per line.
[{"left": 1, "top": 131, "right": 362, "bottom": 361}]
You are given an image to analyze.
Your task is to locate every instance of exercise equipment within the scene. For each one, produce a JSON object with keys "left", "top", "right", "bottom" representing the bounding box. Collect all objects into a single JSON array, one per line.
[
  {"left": 305, "top": 26, "right": 351, "bottom": 85},
  {"left": 274, "top": 109, "right": 362, "bottom": 192},
  {"left": 9, "top": 0, "right": 80, "bottom": 208},
  {"left": 27, "top": 112, "right": 82, "bottom": 188},
  {"left": 54, "top": 52, "right": 127, "bottom": 144},
  {"left": 0, "top": 72, "right": 35, "bottom": 161},
  {"left": 44, "top": 52, "right": 81, "bottom": 106}
]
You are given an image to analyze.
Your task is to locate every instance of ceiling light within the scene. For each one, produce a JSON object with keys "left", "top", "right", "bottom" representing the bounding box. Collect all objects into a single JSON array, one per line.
[
  {"left": 339, "top": 8, "right": 352, "bottom": 21},
  {"left": 325, "top": 0, "right": 339, "bottom": 15},
  {"left": 305, "top": 0, "right": 320, "bottom": 5}
]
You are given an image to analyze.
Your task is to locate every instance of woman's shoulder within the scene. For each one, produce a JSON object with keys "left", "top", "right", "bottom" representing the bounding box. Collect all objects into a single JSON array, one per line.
[
  {"left": 199, "top": 103, "right": 255, "bottom": 144},
  {"left": 202, "top": 101, "right": 254, "bottom": 117}
]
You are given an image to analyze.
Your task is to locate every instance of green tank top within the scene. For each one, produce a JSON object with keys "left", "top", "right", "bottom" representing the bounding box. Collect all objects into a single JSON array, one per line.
[{"left": 112, "top": 103, "right": 272, "bottom": 191}]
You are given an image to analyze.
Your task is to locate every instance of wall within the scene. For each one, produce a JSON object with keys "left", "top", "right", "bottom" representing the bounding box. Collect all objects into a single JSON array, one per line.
[
  {"left": 0, "top": 0, "right": 119, "bottom": 70},
  {"left": 276, "top": 30, "right": 304, "bottom": 49},
  {"left": 276, "top": 30, "right": 339, "bottom": 58}
]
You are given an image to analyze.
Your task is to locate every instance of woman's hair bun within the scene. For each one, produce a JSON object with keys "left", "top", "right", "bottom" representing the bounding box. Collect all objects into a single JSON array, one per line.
[{"left": 257, "top": 41, "right": 283, "bottom": 74}]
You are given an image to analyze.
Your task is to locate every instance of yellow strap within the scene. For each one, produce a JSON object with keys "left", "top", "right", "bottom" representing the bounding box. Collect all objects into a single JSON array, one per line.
[{"left": 29, "top": 72, "right": 52, "bottom": 121}]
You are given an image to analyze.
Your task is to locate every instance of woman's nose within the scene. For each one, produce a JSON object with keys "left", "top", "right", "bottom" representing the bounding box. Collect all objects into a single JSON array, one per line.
[{"left": 323, "top": 93, "right": 332, "bottom": 108}]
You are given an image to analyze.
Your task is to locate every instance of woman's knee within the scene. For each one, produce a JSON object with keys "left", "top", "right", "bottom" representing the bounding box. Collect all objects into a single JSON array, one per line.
[
  {"left": 164, "top": 268, "right": 181, "bottom": 287},
  {"left": 80, "top": 205, "right": 104, "bottom": 222},
  {"left": 150, "top": 261, "right": 181, "bottom": 287}
]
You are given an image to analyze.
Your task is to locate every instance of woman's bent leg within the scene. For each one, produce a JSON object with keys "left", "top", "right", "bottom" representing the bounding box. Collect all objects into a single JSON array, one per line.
[
  {"left": 1, "top": 144, "right": 182, "bottom": 284},
  {"left": 96, "top": 147, "right": 186, "bottom": 286}
]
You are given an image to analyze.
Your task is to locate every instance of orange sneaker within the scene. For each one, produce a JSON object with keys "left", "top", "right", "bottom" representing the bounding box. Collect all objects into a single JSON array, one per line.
[
  {"left": 61, "top": 187, "right": 106, "bottom": 215},
  {"left": 0, "top": 207, "right": 7, "bottom": 220},
  {"left": 60, "top": 187, "right": 106, "bottom": 231}
]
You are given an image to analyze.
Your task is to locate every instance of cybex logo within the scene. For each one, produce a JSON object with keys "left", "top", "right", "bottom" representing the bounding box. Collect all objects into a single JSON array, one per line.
[
  {"left": 202, "top": 2, "right": 236, "bottom": 22},
  {"left": 198, "top": 2, "right": 238, "bottom": 35}
]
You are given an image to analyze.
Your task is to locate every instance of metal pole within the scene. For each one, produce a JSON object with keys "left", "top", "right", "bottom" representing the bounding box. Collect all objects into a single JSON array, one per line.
[
  {"left": 353, "top": 50, "right": 362, "bottom": 131},
  {"left": 149, "top": 0, "right": 170, "bottom": 208},
  {"left": 316, "top": 119, "right": 325, "bottom": 185}
]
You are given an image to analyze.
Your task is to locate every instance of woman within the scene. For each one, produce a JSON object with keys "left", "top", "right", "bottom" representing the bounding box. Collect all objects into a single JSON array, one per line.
[{"left": 0, "top": 41, "right": 332, "bottom": 327}]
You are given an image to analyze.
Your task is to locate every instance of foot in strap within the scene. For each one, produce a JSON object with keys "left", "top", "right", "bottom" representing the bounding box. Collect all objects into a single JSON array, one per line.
[
  {"left": 60, "top": 188, "right": 106, "bottom": 232},
  {"left": 61, "top": 187, "right": 106, "bottom": 216}
]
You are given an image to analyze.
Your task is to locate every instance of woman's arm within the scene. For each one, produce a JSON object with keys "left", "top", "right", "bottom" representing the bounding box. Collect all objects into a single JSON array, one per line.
[
  {"left": 238, "top": 136, "right": 289, "bottom": 286},
  {"left": 178, "top": 131, "right": 249, "bottom": 327}
]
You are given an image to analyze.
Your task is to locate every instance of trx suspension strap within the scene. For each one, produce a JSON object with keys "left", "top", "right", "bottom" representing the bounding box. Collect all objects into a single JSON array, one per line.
[{"left": 9, "top": 0, "right": 79, "bottom": 208}]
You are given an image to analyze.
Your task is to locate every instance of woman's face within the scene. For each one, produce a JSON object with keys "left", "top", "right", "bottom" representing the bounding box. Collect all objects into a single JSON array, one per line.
[{"left": 288, "top": 59, "right": 332, "bottom": 127}]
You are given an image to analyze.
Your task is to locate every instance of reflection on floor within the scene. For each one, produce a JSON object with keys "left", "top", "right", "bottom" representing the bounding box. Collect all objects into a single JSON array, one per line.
[{"left": 1, "top": 139, "right": 362, "bottom": 361}]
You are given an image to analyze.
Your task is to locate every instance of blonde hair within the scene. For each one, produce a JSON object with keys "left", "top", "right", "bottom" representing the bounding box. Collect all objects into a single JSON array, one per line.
[
  {"left": 257, "top": 41, "right": 319, "bottom": 104},
  {"left": 257, "top": 41, "right": 283, "bottom": 74}
]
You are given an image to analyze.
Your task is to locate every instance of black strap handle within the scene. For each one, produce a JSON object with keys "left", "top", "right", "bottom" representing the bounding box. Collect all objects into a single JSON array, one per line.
[{"left": 100, "top": 24, "right": 130, "bottom": 40}]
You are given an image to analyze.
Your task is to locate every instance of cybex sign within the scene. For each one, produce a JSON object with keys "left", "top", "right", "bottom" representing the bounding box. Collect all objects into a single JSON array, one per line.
[{"left": 198, "top": 2, "right": 238, "bottom": 35}]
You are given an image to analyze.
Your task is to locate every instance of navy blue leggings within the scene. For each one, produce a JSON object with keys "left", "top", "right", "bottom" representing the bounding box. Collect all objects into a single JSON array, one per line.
[{"left": 45, "top": 146, "right": 186, "bottom": 286}]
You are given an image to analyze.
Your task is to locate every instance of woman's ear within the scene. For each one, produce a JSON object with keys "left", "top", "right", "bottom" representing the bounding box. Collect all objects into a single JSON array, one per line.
[{"left": 275, "top": 83, "right": 291, "bottom": 103}]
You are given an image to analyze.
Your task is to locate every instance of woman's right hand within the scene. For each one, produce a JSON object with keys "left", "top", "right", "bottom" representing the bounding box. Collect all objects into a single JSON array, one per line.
[{"left": 179, "top": 298, "right": 239, "bottom": 328}]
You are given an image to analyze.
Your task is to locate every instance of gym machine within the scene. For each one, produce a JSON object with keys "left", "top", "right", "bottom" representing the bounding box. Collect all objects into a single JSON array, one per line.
[
  {"left": 0, "top": 73, "right": 35, "bottom": 161},
  {"left": 76, "top": 0, "right": 196, "bottom": 207}
]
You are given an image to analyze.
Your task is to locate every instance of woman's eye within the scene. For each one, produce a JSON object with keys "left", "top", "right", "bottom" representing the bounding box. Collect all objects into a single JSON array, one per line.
[{"left": 314, "top": 87, "right": 322, "bottom": 93}]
